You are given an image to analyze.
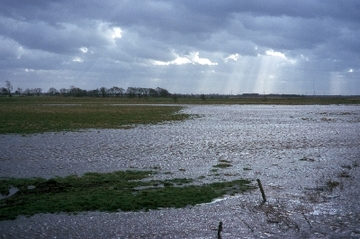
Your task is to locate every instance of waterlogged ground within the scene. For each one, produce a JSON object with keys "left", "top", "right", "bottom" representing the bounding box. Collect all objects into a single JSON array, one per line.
[{"left": 1, "top": 105, "right": 360, "bottom": 238}]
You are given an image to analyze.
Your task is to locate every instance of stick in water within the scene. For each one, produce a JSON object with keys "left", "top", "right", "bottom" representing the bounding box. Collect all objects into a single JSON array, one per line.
[
  {"left": 256, "top": 179, "right": 266, "bottom": 203},
  {"left": 217, "top": 221, "right": 223, "bottom": 236}
]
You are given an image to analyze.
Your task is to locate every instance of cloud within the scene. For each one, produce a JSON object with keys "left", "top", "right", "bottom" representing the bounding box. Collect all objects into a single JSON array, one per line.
[
  {"left": 224, "top": 54, "right": 239, "bottom": 62},
  {"left": 0, "top": 0, "right": 359, "bottom": 94},
  {"left": 79, "top": 47, "right": 88, "bottom": 53},
  {"left": 72, "top": 57, "right": 84, "bottom": 63},
  {"left": 152, "top": 52, "right": 217, "bottom": 66},
  {"left": 189, "top": 52, "right": 218, "bottom": 65},
  {"left": 265, "top": 49, "right": 296, "bottom": 64},
  {"left": 111, "top": 27, "right": 122, "bottom": 39}
]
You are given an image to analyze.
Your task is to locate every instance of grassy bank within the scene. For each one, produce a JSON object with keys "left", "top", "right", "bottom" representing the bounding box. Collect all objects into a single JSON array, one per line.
[
  {"left": 0, "top": 171, "right": 255, "bottom": 220},
  {"left": 0, "top": 97, "right": 190, "bottom": 134}
]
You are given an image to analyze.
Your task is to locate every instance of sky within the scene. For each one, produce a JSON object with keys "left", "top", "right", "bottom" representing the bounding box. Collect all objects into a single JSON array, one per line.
[{"left": 1, "top": 0, "right": 360, "bottom": 95}]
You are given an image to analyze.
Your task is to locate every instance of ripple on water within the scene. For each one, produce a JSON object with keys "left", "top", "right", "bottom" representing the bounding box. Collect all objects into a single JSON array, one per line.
[{"left": 0, "top": 105, "right": 359, "bottom": 238}]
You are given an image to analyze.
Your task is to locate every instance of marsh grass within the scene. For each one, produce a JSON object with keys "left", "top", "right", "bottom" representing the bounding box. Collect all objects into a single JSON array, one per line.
[
  {"left": 0, "top": 98, "right": 190, "bottom": 134},
  {"left": 213, "top": 159, "right": 233, "bottom": 168},
  {"left": 0, "top": 171, "right": 255, "bottom": 220},
  {"left": 326, "top": 180, "right": 340, "bottom": 191},
  {"left": 213, "top": 163, "right": 233, "bottom": 168}
]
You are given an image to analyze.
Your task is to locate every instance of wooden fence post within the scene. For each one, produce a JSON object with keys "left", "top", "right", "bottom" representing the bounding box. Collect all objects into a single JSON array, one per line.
[
  {"left": 217, "top": 221, "right": 222, "bottom": 237},
  {"left": 256, "top": 179, "right": 266, "bottom": 203}
]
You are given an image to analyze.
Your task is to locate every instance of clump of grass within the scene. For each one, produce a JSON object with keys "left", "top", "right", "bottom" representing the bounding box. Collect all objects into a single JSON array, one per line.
[
  {"left": 304, "top": 190, "right": 323, "bottom": 203},
  {"left": 341, "top": 165, "right": 352, "bottom": 170},
  {"left": 326, "top": 180, "right": 340, "bottom": 191},
  {"left": 338, "top": 171, "right": 351, "bottom": 178},
  {"left": 213, "top": 163, "right": 233, "bottom": 168},
  {"left": 256, "top": 203, "right": 300, "bottom": 230},
  {"left": 299, "top": 157, "right": 315, "bottom": 162},
  {"left": 213, "top": 159, "right": 233, "bottom": 168},
  {"left": 0, "top": 171, "right": 255, "bottom": 220}
]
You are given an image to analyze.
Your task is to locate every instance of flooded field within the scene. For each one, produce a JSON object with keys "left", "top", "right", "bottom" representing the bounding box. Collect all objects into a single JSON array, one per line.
[{"left": 1, "top": 105, "right": 359, "bottom": 238}]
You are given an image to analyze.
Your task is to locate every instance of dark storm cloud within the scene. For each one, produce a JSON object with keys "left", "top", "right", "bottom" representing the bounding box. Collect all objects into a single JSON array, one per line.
[{"left": 0, "top": 0, "right": 359, "bottom": 94}]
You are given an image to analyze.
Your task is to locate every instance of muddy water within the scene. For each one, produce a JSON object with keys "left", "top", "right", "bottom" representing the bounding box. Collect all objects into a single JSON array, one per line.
[{"left": 1, "top": 105, "right": 359, "bottom": 238}]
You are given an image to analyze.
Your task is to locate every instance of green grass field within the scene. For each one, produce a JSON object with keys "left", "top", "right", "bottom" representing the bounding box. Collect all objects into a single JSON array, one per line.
[
  {"left": 0, "top": 171, "right": 255, "bottom": 220},
  {"left": 0, "top": 97, "right": 190, "bottom": 134},
  {"left": 1, "top": 95, "right": 358, "bottom": 134}
]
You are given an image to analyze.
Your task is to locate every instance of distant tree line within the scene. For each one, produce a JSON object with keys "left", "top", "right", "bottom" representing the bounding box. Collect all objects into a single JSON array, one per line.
[
  {"left": 4, "top": 80, "right": 331, "bottom": 99},
  {"left": 1, "top": 81, "right": 171, "bottom": 98}
]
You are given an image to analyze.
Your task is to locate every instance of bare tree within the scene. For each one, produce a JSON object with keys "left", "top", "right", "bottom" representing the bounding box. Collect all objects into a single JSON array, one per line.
[
  {"left": 156, "top": 87, "right": 170, "bottom": 97},
  {"left": 99, "top": 87, "right": 107, "bottom": 97},
  {"left": 59, "top": 88, "right": 68, "bottom": 95},
  {"left": 22, "top": 88, "right": 31, "bottom": 96},
  {"left": 5, "top": 81, "right": 13, "bottom": 96},
  {"left": 69, "top": 86, "right": 85, "bottom": 96},
  {"left": 0, "top": 87, "right": 7, "bottom": 96},
  {"left": 33, "top": 88, "right": 42, "bottom": 96},
  {"left": 47, "top": 87, "right": 59, "bottom": 96},
  {"left": 108, "top": 86, "right": 124, "bottom": 97},
  {"left": 16, "top": 87, "right": 23, "bottom": 95}
]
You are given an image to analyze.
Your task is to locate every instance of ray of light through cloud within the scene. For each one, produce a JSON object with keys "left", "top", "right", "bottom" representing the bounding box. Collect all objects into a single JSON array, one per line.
[{"left": 0, "top": 1, "right": 359, "bottom": 94}]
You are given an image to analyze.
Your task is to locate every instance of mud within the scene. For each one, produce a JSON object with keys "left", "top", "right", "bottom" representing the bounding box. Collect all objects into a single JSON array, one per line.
[{"left": 0, "top": 105, "right": 359, "bottom": 238}]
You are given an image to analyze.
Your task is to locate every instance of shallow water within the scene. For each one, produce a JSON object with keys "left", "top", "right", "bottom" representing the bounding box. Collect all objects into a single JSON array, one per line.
[{"left": 1, "top": 105, "right": 359, "bottom": 238}]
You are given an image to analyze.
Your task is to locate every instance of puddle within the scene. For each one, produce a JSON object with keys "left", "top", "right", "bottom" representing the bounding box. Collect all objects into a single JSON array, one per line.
[
  {"left": 0, "top": 187, "right": 19, "bottom": 200},
  {"left": 0, "top": 104, "right": 359, "bottom": 238}
]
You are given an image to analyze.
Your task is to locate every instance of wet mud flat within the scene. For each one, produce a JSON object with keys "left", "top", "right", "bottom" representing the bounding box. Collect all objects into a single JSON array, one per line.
[{"left": 1, "top": 105, "right": 360, "bottom": 238}]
